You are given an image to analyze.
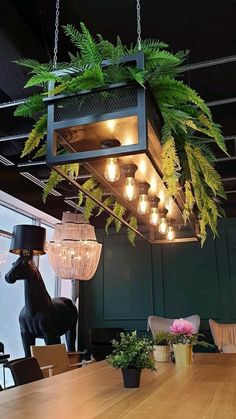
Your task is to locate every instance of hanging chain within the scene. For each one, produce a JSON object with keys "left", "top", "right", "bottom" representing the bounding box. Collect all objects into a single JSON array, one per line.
[
  {"left": 53, "top": 0, "right": 60, "bottom": 70},
  {"left": 136, "top": 0, "right": 142, "bottom": 51}
]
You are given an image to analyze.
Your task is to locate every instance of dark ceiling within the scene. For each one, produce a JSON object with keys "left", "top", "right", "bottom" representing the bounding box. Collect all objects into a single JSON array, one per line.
[{"left": 0, "top": 0, "right": 235, "bottom": 221}]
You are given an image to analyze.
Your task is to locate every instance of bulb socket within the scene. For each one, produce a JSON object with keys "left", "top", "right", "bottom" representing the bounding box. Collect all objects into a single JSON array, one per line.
[
  {"left": 149, "top": 196, "right": 160, "bottom": 208},
  {"left": 122, "top": 164, "right": 138, "bottom": 178},
  {"left": 101, "top": 139, "right": 121, "bottom": 149},
  {"left": 137, "top": 182, "right": 150, "bottom": 195}
]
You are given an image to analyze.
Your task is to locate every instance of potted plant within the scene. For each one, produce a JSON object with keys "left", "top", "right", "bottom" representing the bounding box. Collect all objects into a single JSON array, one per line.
[
  {"left": 169, "top": 318, "right": 210, "bottom": 366},
  {"left": 153, "top": 331, "right": 171, "bottom": 362},
  {"left": 106, "top": 330, "right": 156, "bottom": 388}
]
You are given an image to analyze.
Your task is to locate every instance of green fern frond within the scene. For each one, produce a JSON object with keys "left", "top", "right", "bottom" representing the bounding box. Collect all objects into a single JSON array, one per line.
[
  {"left": 14, "top": 95, "right": 45, "bottom": 118},
  {"left": 183, "top": 180, "right": 195, "bottom": 223},
  {"left": 152, "top": 76, "right": 212, "bottom": 119},
  {"left": 82, "top": 177, "right": 98, "bottom": 192},
  {"left": 24, "top": 71, "right": 59, "bottom": 88},
  {"left": 198, "top": 113, "right": 228, "bottom": 154},
  {"left": 192, "top": 147, "right": 225, "bottom": 198},
  {"left": 113, "top": 201, "right": 126, "bottom": 233},
  {"left": 127, "top": 67, "right": 146, "bottom": 87},
  {"left": 77, "top": 191, "right": 84, "bottom": 207},
  {"left": 162, "top": 136, "right": 181, "bottom": 196},
  {"left": 96, "top": 195, "right": 115, "bottom": 217},
  {"left": 127, "top": 215, "right": 138, "bottom": 246},
  {"left": 63, "top": 24, "right": 84, "bottom": 50},
  {"left": 65, "top": 65, "right": 104, "bottom": 92},
  {"left": 32, "top": 144, "right": 46, "bottom": 159},
  {"left": 21, "top": 114, "right": 47, "bottom": 157},
  {"left": 84, "top": 187, "right": 103, "bottom": 221},
  {"left": 14, "top": 58, "right": 52, "bottom": 72},
  {"left": 42, "top": 170, "right": 62, "bottom": 203},
  {"left": 105, "top": 215, "right": 115, "bottom": 234}
]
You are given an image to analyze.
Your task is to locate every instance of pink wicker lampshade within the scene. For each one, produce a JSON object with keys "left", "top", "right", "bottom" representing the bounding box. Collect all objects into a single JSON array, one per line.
[{"left": 47, "top": 213, "right": 102, "bottom": 280}]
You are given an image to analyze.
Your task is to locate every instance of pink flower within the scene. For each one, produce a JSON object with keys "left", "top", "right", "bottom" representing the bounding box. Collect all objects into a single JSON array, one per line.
[{"left": 170, "top": 318, "right": 196, "bottom": 335}]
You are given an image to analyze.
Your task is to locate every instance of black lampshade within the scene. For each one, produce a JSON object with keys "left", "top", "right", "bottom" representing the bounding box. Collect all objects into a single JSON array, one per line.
[{"left": 9, "top": 225, "right": 46, "bottom": 256}]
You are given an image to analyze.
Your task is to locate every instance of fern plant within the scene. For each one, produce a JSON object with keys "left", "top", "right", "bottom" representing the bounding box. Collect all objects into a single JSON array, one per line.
[{"left": 14, "top": 22, "right": 227, "bottom": 244}]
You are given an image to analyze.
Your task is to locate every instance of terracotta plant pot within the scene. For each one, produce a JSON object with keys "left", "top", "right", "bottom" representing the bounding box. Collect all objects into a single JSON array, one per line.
[
  {"left": 153, "top": 345, "right": 170, "bottom": 362},
  {"left": 173, "top": 344, "right": 193, "bottom": 366},
  {"left": 121, "top": 368, "right": 141, "bottom": 388}
]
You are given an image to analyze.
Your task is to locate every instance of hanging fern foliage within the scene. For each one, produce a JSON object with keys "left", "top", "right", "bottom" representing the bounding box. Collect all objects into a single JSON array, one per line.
[{"left": 14, "top": 21, "right": 227, "bottom": 244}]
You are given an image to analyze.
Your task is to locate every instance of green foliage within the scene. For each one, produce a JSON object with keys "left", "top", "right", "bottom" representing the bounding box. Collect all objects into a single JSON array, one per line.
[
  {"left": 127, "top": 215, "right": 138, "bottom": 246},
  {"left": 15, "top": 22, "right": 227, "bottom": 243},
  {"left": 107, "top": 331, "right": 156, "bottom": 371},
  {"left": 42, "top": 163, "right": 79, "bottom": 202},
  {"left": 153, "top": 331, "right": 171, "bottom": 346},
  {"left": 14, "top": 95, "right": 45, "bottom": 118},
  {"left": 21, "top": 114, "right": 47, "bottom": 157},
  {"left": 162, "top": 136, "right": 181, "bottom": 196}
]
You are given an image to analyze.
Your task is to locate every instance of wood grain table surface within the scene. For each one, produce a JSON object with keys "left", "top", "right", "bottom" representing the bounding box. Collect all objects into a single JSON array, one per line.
[{"left": 0, "top": 353, "right": 236, "bottom": 419}]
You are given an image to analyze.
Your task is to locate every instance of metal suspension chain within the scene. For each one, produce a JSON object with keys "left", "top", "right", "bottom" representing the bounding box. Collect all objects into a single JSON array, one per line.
[
  {"left": 136, "top": 0, "right": 142, "bottom": 51},
  {"left": 53, "top": 0, "right": 60, "bottom": 70}
]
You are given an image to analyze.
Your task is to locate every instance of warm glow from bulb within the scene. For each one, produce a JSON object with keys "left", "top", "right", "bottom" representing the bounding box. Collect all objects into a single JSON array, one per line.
[
  {"left": 139, "top": 160, "right": 146, "bottom": 175},
  {"left": 123, "top": 136, "right": 135, "bottom": 145},
  {"left": 150, "top": 208, "right": 159, "bottom": 225},
  {"left": 167, "top": 226, "right": 175, "bottom": 241},
  {"left": 137, "top": 194, "right": 150, "bottom": 215},
  {"left": 123, "top": 177, "right": 137, "bottom": 201},
  {"left": 104, "top": 158, "right": 120, "bottom": 182},
  {"left": 106, "top": 119, "right": 116, "bottom": 132},
  {"left": 150, "top": 178, "right": 158, "bottom": 194},
  {"left": 159, "top": 190, "right": 165, "bottom": 205},
  {"left": 159, "top": 218, "right": 168, "bottom": 234},
  {"left": 166, "top": 197, "right": 174, "bottom": 213}
]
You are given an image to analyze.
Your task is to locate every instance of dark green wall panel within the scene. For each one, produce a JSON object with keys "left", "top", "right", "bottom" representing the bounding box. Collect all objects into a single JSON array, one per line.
[
  {"left": 103, "top": 235, "right": 153, "bottom": 320},
  {"left": 79, "top": 219, "right": 236, "bottom": 348},
  {"left": 161, "top": 240, "right": 220, "bottom": 319}
]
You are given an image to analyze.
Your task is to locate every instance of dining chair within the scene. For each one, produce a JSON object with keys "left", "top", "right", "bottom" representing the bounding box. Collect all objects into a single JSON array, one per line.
[
  {"left": 30, "top": 344, "right": 89, "bottom": 377},
  {"left": 3, "top": 357, "right": 45, "bottom": 386},
  {"left": 148, "top": 315, "right": 200, "bottom": 337},
  {"left": 0, "top": 341, "right": 10, "bottom": 389},
  {"left": 89, "top": 328, "right": 124, "bottom": 361},
  {"left": 209, "top": 319, "right": 236, "bottom": 352}
]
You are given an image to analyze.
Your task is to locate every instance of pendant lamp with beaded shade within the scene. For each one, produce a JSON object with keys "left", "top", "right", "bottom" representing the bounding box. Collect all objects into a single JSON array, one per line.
[{"left": 47, "top": 213, "right": 102, "bottom": 280}]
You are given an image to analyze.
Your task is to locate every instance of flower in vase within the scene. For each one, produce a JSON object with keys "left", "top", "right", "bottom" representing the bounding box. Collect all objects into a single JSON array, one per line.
[{"left": 170, "top": 318, "right": 196, "bottom": 336}]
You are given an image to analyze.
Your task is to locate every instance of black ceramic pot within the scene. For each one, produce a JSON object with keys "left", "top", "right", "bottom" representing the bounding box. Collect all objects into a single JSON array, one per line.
[{"left": 121, "top": 368, "right": 141, "bottom": 388}]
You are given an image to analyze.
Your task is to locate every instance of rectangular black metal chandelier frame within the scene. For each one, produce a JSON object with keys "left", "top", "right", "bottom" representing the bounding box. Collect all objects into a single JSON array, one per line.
[{"left": 45, "top": 52, "right": 163, "bottom": 168}]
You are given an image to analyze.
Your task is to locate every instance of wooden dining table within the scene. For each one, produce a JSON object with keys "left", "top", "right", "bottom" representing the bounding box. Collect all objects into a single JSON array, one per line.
[{"left": 0, "top": 353, "right": 236, "bottom": 419}]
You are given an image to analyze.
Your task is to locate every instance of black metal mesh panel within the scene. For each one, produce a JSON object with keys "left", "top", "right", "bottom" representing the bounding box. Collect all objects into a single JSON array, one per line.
[{"left": 54, "top": 86, "right": 138, "bottom": 122}]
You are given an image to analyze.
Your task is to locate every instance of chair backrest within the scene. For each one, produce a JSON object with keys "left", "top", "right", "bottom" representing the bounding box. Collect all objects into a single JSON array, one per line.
[
  {"left": 209, "top": 319, "right": 236, "bottom": 352},
  {"left": 148, "top": 315, "right": 200, "bottom": 337},
  {"left": 4, "top": 357, "right": 44, "bottom": 386},
  {"left": 30, "top": 344, "right": 69, "bottom": 376}
]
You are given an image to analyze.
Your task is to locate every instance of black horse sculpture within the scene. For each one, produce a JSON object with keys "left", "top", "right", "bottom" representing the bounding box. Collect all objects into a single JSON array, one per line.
[{"left": 5, "top": 256, "right": 78, "bottom": 357}]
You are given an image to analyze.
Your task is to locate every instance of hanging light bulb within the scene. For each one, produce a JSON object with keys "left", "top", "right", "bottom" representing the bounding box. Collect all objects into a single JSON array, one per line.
[
  {"left": 166, "top": 219, "right": 175, "bottom": 241},
  {"left": 158, "top": 209, "right": 168, "bottom": 234},
  {"left": 122, "top": 164, "right": 138, "bottom": 201},
  {"left": 137, "top": 182, "right": 150, "bottom": 215},
  {"left": 101, "top": 139, "right": 121, "bottom": 182},
  {"left": 104, "top": 158, "right": 120, "bottom": 182},
  {"left": 149, "top": 196, "right": 160, "bottom": 226}
]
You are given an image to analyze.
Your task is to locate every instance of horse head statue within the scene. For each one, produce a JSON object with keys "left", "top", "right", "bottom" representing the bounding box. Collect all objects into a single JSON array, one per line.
[{"left": 5, "top": 256, "right": 35, "bottom": 284}]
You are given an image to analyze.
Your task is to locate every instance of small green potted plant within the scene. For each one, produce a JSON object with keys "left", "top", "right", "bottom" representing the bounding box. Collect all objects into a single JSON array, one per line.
[
  {"left": 107, "top": 330, "right": 156, "bottom": 388},
  {"left": 153, "top": 331, "right": 172, "bottom": 362}
]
